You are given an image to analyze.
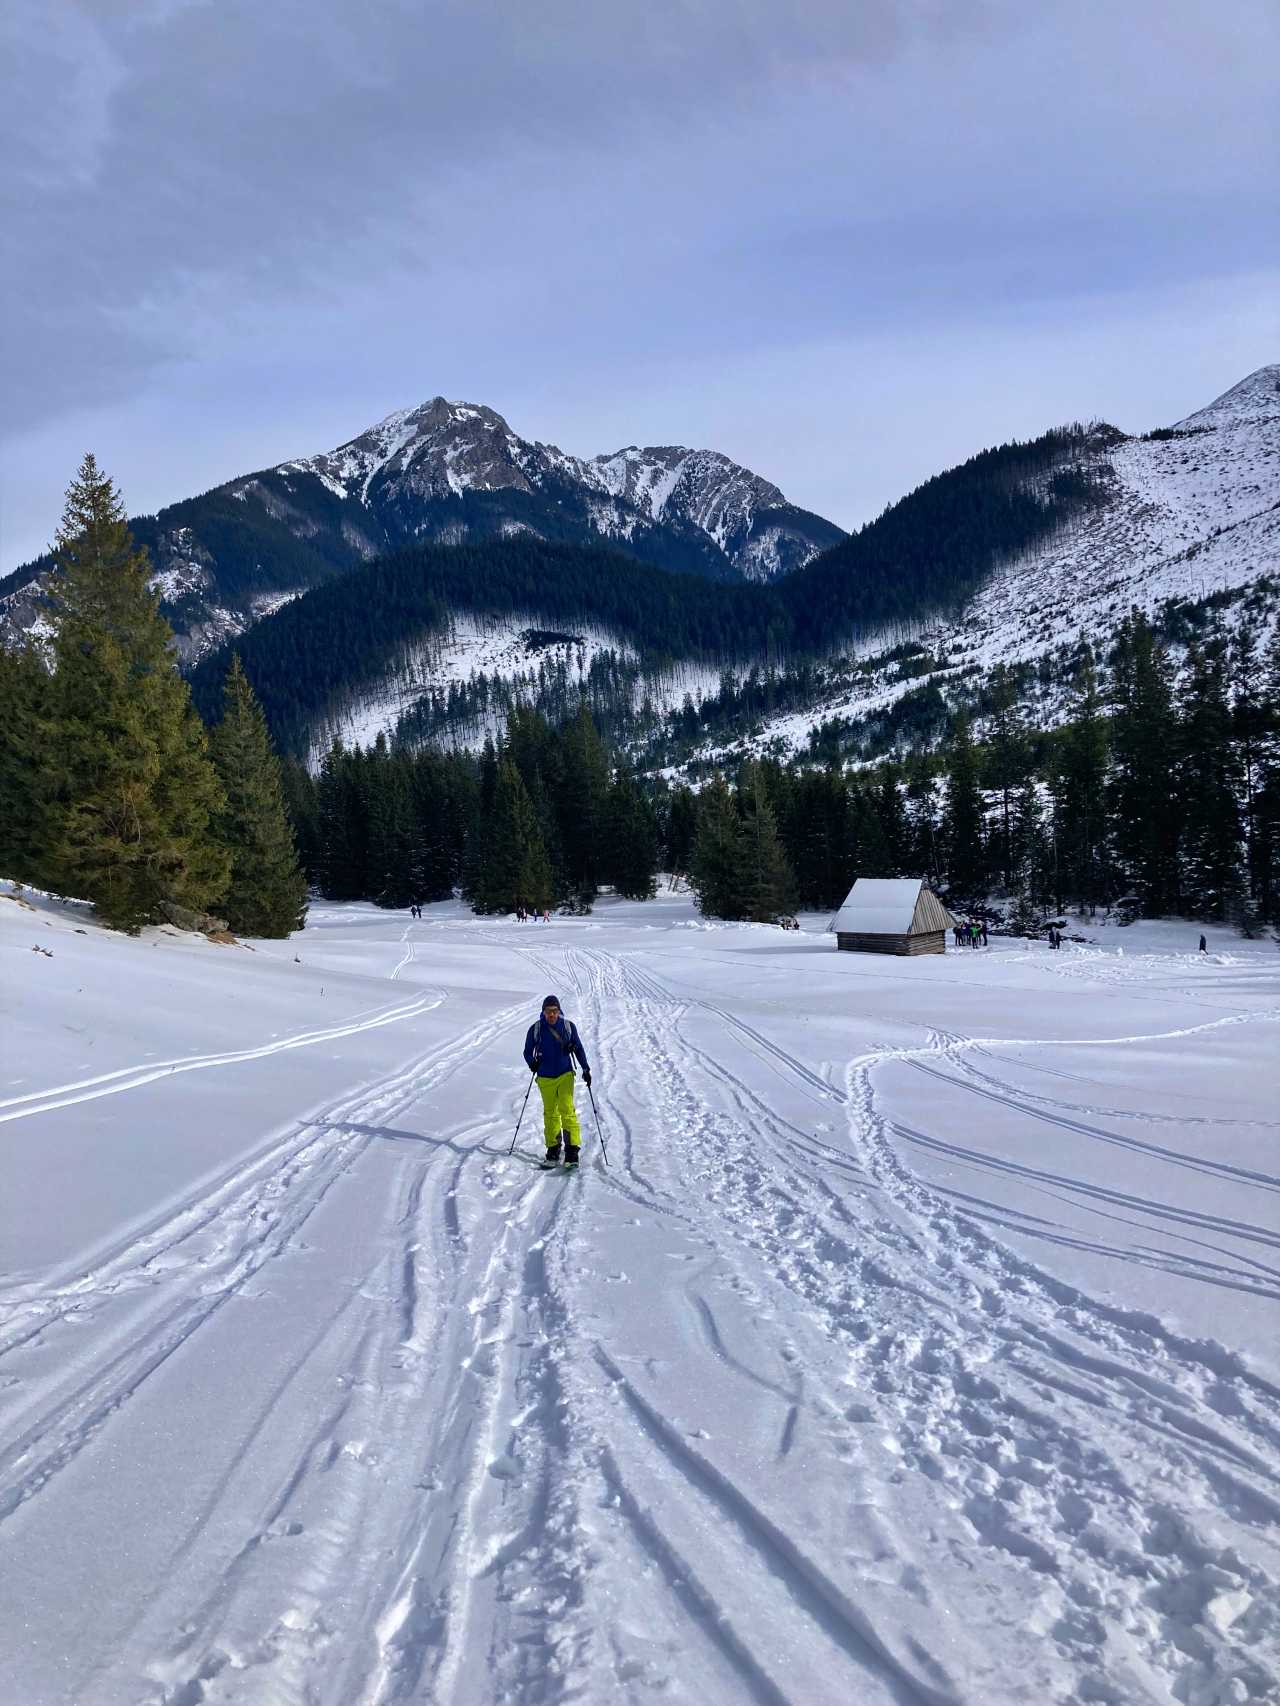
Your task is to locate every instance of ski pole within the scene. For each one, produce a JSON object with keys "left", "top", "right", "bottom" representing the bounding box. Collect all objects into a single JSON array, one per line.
[
  {"left": 509, "top": 1070, "right": 536, "bottom": 1156},
  {"left": 585, "top": 1080, "right": 609, "bottom": 1168}
]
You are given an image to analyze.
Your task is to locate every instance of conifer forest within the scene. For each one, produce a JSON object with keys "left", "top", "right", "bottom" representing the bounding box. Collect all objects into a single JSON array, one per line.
[{"left": 3, "top": 458, "right": 1280, "bottom": 938}]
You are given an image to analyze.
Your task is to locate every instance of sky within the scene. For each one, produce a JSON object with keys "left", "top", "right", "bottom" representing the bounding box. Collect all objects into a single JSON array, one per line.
[{"left": 2, "top": 0, "right": 1276, "bottom": 571}]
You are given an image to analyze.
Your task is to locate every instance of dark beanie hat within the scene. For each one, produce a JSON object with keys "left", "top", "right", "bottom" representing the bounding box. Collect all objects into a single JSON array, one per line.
[{"left": 542, "top": 994, "right": 561, "bottom": 1012}]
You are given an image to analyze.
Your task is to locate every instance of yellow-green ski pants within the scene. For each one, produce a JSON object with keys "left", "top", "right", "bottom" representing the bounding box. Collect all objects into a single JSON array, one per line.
[{"left": 537, "top": 1071, "right": 581, "bottom": 1148}]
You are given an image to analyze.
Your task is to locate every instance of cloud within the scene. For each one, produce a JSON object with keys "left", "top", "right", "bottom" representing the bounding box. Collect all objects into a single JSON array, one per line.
[{"left": 0, "top": 0, "right": 1275, "bottom": 567}]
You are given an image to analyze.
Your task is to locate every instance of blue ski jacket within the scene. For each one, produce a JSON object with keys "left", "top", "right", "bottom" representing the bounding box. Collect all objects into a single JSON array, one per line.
[{"left": 524, "top": 1015, "right": 589, "bottom": 1079}]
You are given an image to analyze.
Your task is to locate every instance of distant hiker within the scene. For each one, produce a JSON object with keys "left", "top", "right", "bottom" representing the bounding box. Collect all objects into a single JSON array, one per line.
[
  {"left": 953, "top": 924, "right": 963, "bottom": 948},
  {"left": 542, "top": 907, "right": 550, "bottom": 923},
  {"left": 981, "top": 922, "right": 989, "bottom": 947},
  {"left": 524, "top": 996, "right": 591, "bottom": 1168},
  {"left": 1199, "top": 934, "right": 1208, "bottom": 953}
]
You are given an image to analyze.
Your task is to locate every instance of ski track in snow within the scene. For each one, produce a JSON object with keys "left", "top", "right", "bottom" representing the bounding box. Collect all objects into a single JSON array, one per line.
[
  {"left": 2, "top": 911, "right": 1278, "bottom": 1705},
  {"left": 0, "top": 987, "right": 448, "bottom": 1125}
]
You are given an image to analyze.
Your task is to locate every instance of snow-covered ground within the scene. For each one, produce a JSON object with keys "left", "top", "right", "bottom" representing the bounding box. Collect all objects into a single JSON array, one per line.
[{"left": 2, "top": 884, "right": 1278, "bottom": 1705}]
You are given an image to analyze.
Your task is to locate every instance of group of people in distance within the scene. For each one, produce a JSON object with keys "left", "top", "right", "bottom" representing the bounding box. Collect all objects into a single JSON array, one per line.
[
  {"left": 954, "top": 920, "right": 989, "bottom": 948},
  {"left": 515, "top": 902, "right": 551, "bottom": 923}
]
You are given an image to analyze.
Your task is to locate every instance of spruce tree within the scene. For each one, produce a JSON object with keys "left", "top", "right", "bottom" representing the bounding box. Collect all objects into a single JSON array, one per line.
[
  {"left": 1109, "top": 610, "right": 1179, "bottom": 914},
  {"left": 557, "top": 704, "right": 611, "bottom": 907},
  {"left": 849, "top": 780, "right": 891, "bottom": 877},
  {"left": 364, "top": 738, "right": 417, "bottom": 908},
  {"left": 1255, "top": 625, "right": 1280, "bottom": 923},
  {"left": 874, "top": 764, "right": 909, "bottom": 875},
  {"left": 984, "top": 664, "right": 1031, "bottom": 889},
  {"left": 1177, "top": 640, "right": 1242, "bottom": 919},
  {"left": 737, "top": 766, "right": 797, "bottom": 921},
  {"left": 665, "top": 785, "right": 698, "bottom": 877},
  {"left": 904, "top": 757, "right": 942, "bottom": 889},
  {"left": 316, "top": 740, "right": 368, "bottom": 900},
  {"left": 943, "top": 713, "right": 986, "bottom": 899},
  {"left": 482, "top": 760, "right": 553, "bottom": 913},
  {"left": 1049, "top": 651, "right": 1110, "bottom": 915},
  {"left": 43, "top": 455, "right": 229, "bottom": 931},
  {"left": 209, "top": 655, "right": 308, "bottom": 936},
  {"left": 603, "top": 767, "right": 659, "bottom": 900},
  {"left": 279, "top": 756, "right": 321, "bottom": 885},
  {"left": 690, "top": 776, "right": 747, "bottom": 918},
  {"left": 0, "top": 640, "right": 52, "bottom": 885}
]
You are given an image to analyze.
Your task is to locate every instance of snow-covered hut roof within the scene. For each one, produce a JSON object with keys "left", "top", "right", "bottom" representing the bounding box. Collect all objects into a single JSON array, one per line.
[{"left": 829, "top": 877, "right": 955, "bottom": 936}]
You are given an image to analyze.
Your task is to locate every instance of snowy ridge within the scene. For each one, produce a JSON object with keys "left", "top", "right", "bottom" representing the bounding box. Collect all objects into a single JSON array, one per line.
[
  {"left": 585, "top": 445, "right": 792, "bottom": 576},
  {"left": 262, "top": 397, "right": 835, "bottom": 580},
  {"left": 1, "top": 889, "right": 1277, "bottom": 1703},
  {"left": 699, "top": 364, "right": 1279, "bottom": 769}
]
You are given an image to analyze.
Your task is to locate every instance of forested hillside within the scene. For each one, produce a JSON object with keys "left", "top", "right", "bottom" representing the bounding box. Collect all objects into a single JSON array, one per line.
[{"left": 189, "top": 424, "right": 1107, "bottom": 756}]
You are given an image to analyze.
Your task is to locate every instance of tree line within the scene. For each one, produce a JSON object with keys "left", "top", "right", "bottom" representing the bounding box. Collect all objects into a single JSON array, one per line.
[
  {"left": 0, "top": 458, "right": 306, "bottom": 935},
  {"left": 289, "top": 703, "right": 663, "bottom": 914},
  {"left": 683, "top": 609, "right": 1280, "bottom": 931}
]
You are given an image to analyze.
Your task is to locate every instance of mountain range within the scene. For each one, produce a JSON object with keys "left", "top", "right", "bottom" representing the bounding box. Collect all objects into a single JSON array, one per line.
[
  {"left": 5, "top": 366, "right": 1276, "bottom": 774},
  {"left": 0, "top": 400, "right": 843, "bottom": 661}
]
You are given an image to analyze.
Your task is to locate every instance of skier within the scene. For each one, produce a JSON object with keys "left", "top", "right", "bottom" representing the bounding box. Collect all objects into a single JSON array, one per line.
[
  {"left": 1199, "top": 934, "right": 1208, "bottom": 953},
  {"left": 523, "top": 995, "right": 592, "bottom": 1169}
]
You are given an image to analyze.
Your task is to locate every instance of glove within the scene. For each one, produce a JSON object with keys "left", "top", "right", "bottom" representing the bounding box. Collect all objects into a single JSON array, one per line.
[{"left": 582, "top": 1069, "right": 592, "bottom": 1087}]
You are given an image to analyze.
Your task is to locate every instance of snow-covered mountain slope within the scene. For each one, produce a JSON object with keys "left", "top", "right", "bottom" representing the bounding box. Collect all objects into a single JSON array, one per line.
[
  {"left": 0, "top": 398, "right": 842, "bottom": 666},
  {"left": 688, "top": 365, "right": 1279, "bottom": 770},
  {"left": 3, "top": 886, "right": 1278, "bottom": 1705},
  {"left": 273, "top": 397, "right": 842, "bottom": 582},
  {"left": 307, "top": 610, "right": 722, "bottom": 765}
]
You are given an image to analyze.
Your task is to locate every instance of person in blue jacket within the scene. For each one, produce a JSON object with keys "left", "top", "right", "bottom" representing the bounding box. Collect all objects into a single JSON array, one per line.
[{"left": 523, "top": 994, "right": 591, "bottom": 1168}]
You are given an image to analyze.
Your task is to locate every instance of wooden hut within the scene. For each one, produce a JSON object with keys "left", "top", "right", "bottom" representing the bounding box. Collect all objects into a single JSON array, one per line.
[{"left": 830, "top": 877, "right": 955, "bottom": 956}]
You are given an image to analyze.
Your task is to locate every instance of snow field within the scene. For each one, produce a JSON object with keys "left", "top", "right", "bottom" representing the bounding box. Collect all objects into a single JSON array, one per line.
[{"left": 1, "top": 890, "right": 1278, "bottom": 1704}]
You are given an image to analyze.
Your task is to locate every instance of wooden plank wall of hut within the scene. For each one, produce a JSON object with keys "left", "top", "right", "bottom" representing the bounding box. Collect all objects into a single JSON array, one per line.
[{"left": 836, "top": 932, "right": 946, "bottom": 956}]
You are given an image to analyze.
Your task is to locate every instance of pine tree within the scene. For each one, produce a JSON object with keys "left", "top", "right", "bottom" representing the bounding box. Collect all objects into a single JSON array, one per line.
[
  {"left": 1048, "top": 650, "right": 1110, "bottom": 915},
  {"left": 984, "top": 664, "right": 1031, "bottom": 889},
  {"left": 873, "top": 764, "right": 908, "bottom": 875},
  {"left": 1109, "top": 610, "right": 1179, "bottom": 914},
  {"left": 1006, "top": 878, "right": 1042, "bottom": 939},
  {"left": 943, "top": 713, "right": 986, "bottom": 900},
  {"left": 209, "top": 655, "right": 308, "bottom": 936},
  {"left": 664, "top": 784, "right": 698, "bottom": 878},
  {"left": 737, "top": 766, "right": 797, "bottom": 921},
  {"left": 690, "top": 775, "right": 747, "bottom": 918},
  {"left": 1178, "top": 639, "right": 1242, "bottom": 919},
  {"left": 279, "top": 756, "right": 321, "bottom": 885},
  {"left": 904, "top": 757, "right": 942, "bottom": 889},
  {"left": 364, "top": 738, "right": 417, "bottom": 908},
  {"left": 603, "top": 767, "right": 660, "bottom": 900},
  {"left": 557, "top": 704, "right": 611, "bottom": 907},
  {"left": 316, "top": 740, "right": 368, "bottom": 899},
  {"left": 1255, "top": 625, "right": 1280, "bottom": 923},
  {"left": 42, "top": 455, "right": 229, "bottom": 931},
  {"left": 848, "top": 779, "right": 891, "bottom": 877},
  {"left": 1230, "top": 621, "right": 1267, "bottom": 915},
  {"left": 0, "top": 640, "right": 52, "bottom": 885},
  {"left": 482, "top": 760, "right": 553, "bottom": 913}
]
